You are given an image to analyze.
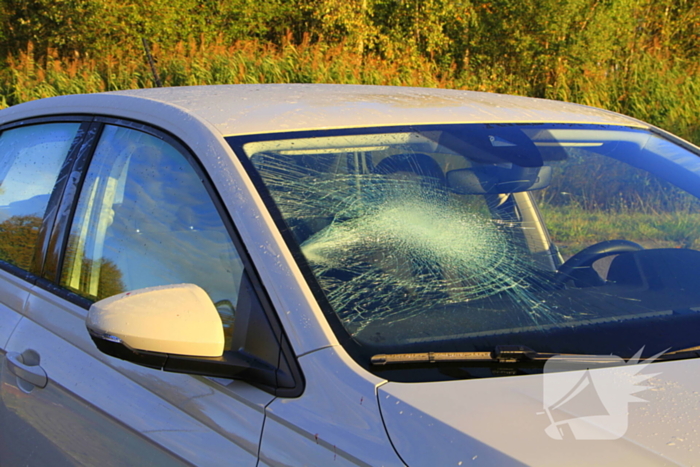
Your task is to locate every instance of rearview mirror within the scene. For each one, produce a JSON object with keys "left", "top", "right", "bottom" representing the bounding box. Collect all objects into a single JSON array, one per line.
[{"left": 447, "top": 165, "right": 552, "bottom": 194}]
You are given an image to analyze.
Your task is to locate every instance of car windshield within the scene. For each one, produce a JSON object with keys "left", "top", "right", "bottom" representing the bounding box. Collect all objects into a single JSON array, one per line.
[{"left": 229, "top": 124, "right": 700, "bottom": 377}]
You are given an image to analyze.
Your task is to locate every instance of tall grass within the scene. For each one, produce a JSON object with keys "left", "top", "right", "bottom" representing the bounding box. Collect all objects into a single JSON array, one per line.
[
  {"left": 0, "top": 37, "right": 450, "bottom": 103},
  {"left": 0, "top": 36, "right": 698, "bottom": 145}
]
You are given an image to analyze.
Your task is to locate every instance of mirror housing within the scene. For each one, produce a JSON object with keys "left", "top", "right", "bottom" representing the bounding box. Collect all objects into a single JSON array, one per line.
[
  {"left": 87, "top": 283, "right": 224, "bottom": 357},
  {"left": 86, "top": 281, "right": 302, "bottom": 396}
]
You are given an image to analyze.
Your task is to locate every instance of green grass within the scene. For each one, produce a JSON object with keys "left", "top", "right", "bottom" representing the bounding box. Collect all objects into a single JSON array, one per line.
[{"left": 541, "top": 205, "right": 700, "bottom": 257}]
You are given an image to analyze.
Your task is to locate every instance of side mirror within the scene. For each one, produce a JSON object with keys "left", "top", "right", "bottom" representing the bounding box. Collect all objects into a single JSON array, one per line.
[
  {"left": 87, "top": 284, "right": 253, "bottom": 377},
  {"left": 87, "top": 283, "right": 224, "bottom": 357},
  {"left": 86, "top": 282, "right": 300, "bottom": 395}
]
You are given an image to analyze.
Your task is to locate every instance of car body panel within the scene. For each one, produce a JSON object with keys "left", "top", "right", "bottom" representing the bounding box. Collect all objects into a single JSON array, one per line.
[
  {"left": 0, "top": 269, "right": 26, "bottom": 347},
  {"left": 378, "top": 358, "right": 700, "bottom": 466},
  {"left": 0, "top": 85, "right": 646, "bottom": 138},
  {"left": 0, "top": 270, "right": 29, "bottom": 462},
  {"left": 0, "top": 281, "right": 271, "bottom": 466},
  {"left": 260, "top": 346, "right": 401, "bottom": 466},
  {"left": 2, "top": 317, "right": 193, "bottom": 465}
]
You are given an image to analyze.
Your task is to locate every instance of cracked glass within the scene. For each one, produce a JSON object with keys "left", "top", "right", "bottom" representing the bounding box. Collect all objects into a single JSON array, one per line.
[{"left": 232, "top": 124, "right": 700, "bottom": 361}]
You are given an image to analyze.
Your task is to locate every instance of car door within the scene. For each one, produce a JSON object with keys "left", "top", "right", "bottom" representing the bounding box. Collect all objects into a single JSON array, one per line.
[
  {"left": 0, "top": 119, "right": 91, "bottom": 465},
  {"left": 1, "top": 119, "right": 284, "bottom": 465}
]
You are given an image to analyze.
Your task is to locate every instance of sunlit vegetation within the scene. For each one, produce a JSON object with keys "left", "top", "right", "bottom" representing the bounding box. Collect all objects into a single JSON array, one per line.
[
  {"left": 0, "top": 0, "right": 696, "bottom": 144},
  {"left": 0, "top": 215, "right": 41, "bottom": 269}
]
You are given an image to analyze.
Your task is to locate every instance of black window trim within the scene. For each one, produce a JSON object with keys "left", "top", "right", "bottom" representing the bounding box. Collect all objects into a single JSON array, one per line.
[{"left": 40, "top": 120, "right": 103, "bottom": 284}]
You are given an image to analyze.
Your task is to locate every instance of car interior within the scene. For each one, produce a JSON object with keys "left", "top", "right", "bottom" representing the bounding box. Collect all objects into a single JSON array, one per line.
[{"left": 239, "top": 124, "right": 700, "bottom": 376}]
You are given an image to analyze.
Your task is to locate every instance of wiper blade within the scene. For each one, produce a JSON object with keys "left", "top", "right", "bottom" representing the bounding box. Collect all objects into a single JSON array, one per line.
[
  {"left": 656, "top": 345, "right": 700, "bottom": 361},
  {"left": 371, "top": 345, "right": 623, "bottom": 366}
]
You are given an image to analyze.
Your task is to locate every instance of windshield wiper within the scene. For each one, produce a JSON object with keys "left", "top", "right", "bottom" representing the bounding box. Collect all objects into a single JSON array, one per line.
[
  {"left": 371, "top": 345, "right": 624, "bottom": 366},
  {"left": 656, "top": 345, "right": 700, "bottom": 361}
]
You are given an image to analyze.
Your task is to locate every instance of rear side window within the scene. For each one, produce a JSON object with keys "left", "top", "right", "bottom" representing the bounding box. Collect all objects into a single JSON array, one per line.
[
  {"left": 60, "top": 125, "right": 244, "bottom": 348},
  {"left": 0, "top": 123, "right": 81, "bottom": 271}
]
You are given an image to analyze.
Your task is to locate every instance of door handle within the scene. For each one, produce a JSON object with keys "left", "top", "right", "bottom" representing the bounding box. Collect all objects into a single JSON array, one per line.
[{"left": 6, "top": 352, "right": 48, "bottom": 388}]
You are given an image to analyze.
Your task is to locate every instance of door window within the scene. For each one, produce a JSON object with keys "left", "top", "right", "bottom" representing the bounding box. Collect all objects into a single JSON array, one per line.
[
  {"left": 0, "top": 123, "right": 81, "bottom": 271},
  {"left": 61, "top": 125, "right": 243, "bottom": 347}
]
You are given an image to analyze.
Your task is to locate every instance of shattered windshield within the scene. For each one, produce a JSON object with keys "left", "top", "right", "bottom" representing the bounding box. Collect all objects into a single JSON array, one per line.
[{"left": 229, "top": 124, "right": 700, "bottom": 375}]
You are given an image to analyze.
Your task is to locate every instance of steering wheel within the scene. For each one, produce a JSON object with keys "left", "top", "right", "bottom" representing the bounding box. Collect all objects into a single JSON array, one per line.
[{"left": 555, "top": 239, "right": 644, "bottom": 287}]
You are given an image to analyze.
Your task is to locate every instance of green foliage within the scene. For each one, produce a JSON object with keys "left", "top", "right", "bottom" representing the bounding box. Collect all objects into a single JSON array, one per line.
[
  {"left": 0, "top": 215, "right": 42, "bottom": 270},
  {"left": 0, "top": 0, "right": 697, "bottom": 145}
]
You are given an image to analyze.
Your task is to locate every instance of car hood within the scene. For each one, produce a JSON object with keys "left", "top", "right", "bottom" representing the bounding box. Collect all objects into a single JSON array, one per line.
[{"left": 378, "top": 358, "right": 700, "bottom": 466}]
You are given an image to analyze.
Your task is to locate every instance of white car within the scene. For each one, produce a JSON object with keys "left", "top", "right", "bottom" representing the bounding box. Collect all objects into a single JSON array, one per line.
[{"left": 1, "top": 84, "right": 699, "bottom": 466}]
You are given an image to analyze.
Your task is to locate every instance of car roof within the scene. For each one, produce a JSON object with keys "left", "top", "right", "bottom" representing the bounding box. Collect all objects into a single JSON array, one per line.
[{"left": 0, "top": 84, "right": 646, "bottom": 137}]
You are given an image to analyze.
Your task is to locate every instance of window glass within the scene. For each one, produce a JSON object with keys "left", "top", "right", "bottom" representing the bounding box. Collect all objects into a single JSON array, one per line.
[
  {"left": 61, "top": 125, "right": 243, "bottom": 347},
  {"left": 0, "top": 123, "right": 80, "bottom": 270},
  {"left": 233, "top": 124, "right": 700, "bottom": 368}
]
